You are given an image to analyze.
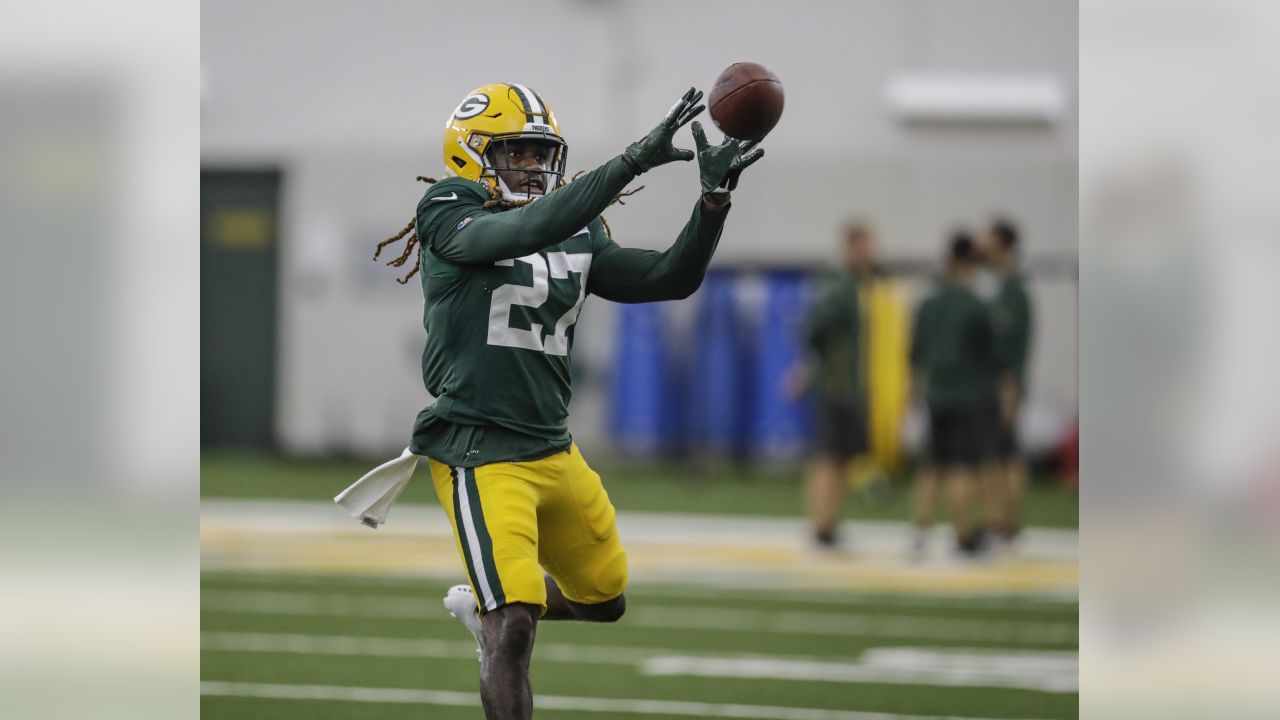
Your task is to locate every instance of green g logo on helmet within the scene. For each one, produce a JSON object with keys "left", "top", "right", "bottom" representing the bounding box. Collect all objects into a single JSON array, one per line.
[{"left": 453, "top": 93, "right": 490, "bottom": 120}]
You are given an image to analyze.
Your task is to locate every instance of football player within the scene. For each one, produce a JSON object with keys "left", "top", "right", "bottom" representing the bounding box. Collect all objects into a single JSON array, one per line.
[
  {"left": 791, "top": 222, "right": 878, "bottom": 550},
  {"left": 375, "top": 83, "right": 762, "bottom": 719},
  {"left": 982, "top": 218, "right": 1034, "bottom": 544},
  {"left": 910, "top": 231, "right": 1004, "bottom": 557}
]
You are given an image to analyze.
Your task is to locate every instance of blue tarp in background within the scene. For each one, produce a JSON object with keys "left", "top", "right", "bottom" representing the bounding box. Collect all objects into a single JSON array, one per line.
[
  {"left": 687, "top": 270, "right": 750, "bottom": 457},
  {"left": 747, "top": 271, "right": 813, "bottom": 461},
  {"left": 609, "top": 301, "right": 676, "bottom": 455},
  {"left": 610, "top": 270, "right": 814, "bottom": 461}
]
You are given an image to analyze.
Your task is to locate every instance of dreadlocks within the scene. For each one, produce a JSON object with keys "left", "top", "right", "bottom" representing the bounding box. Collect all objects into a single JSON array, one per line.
[
  {"left": 372, "top": 177, "right": 436, "bottom": 284},
  {"left": 374, "top": 175, "right": 644, "bottom": 284}
]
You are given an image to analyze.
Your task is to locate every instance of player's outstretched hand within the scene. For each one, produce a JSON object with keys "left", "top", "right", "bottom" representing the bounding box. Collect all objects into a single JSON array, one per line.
[
  {"left": 624, "top": 87, "right": 705, "bottom": 173},
  {"left": 692, "top": 121, "right": 765, "bottom": 193}
]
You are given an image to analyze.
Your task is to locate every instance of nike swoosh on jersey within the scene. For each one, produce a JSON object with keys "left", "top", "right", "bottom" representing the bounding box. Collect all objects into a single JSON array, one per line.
[{"left": 429, "top": 192, "right": 459, "bottom": 202}]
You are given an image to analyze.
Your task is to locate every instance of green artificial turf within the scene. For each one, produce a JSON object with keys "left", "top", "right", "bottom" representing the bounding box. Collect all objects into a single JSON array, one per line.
[{"left": 201, "top": 571, "right": 1078, "bottom": 720}]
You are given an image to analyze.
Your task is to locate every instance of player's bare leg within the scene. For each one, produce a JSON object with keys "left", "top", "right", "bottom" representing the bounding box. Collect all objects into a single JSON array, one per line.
[
  {"left": 541, "top": 575, "right": 626, "bottom": 622},
  {"left": 946, "top": 467, "right": 982, "bottom": 555},
  {"left": 981, "top": 461, "right": 1009, "bottom": 539},
  {"left": 911, "top": 463, "right": 940, "bottom": 554},
  {"left": 1004, "top": 458, "right": 1028, "bottom": 539},
  {"left": 479, "top": 603, "right": 540, "bottom": 720},
  {"left": 913, "top": 463, "right": 939, "bottom": 528},
  {"left": 806, "top": 456, "right": 847, "bottom": 547},
  {"left": 449, "top": 580, "right": 623, "bottom": 720}
]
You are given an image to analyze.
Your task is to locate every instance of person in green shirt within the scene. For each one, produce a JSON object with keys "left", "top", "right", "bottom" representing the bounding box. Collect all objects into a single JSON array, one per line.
[
  {"left": 371, "top": 83, "right": 763, "bottom": 720},
  {"left": 910, "top": 231, "right": 1002, "bottom": 556},
  {"left": 789, "top": 222, "right": 878, "bottom": 549},
  {"left": 983, "top": 218, "right": 1034, "bottom": 542}
]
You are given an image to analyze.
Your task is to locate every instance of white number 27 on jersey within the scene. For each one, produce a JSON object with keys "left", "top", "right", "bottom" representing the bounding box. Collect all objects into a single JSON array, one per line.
[{"left": 487, "top": 251, "right": 592, "bottom": 356}]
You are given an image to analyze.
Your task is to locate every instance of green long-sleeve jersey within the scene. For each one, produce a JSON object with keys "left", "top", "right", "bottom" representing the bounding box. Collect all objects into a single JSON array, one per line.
[
  {"left": 910, "top": 279, "right": 1003, "bottom": 410},
  {"left": 408, "top": 154, "right": 729, "bottom": 466},
  {"left": 992, "top": 272, "right": 1033, "bottom": 392},
  {"left": 802, "top": 272, "right": 865, "bottom": 405}
]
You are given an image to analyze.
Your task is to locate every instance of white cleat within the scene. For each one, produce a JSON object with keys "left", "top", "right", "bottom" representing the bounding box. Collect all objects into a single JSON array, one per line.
[{"left": 443, "top": 584, "right": 485, "bottom": 660}]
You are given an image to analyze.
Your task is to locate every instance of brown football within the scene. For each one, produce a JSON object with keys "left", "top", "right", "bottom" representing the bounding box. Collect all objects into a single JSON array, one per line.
[{"left": 708, "top": 62, "right": 784, "bottom": 141}]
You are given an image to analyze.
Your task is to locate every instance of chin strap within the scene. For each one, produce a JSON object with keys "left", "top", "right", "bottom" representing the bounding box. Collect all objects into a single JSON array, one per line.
[
  {"left": 494, "top": 175, "right": 523, "bottom": 202},
  {"left": 495, "top": 174, "right": 546, "bottom": 203}
]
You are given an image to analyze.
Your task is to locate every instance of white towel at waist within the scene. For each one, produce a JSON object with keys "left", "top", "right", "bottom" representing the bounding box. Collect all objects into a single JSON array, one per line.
[{"left": 334, "top": 447, "right": 422, "bottom": 528}]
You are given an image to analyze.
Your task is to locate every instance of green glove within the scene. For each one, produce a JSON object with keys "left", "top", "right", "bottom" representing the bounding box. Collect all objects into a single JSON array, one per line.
[
  {"left": 692, "top": 121, "right": 765, "bottom": 193},
  {"left": 623, "top": 87, "right": 705, "bottom": 173}
]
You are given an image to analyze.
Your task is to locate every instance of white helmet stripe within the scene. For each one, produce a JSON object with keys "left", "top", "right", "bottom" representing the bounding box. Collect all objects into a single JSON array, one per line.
[{"left": 508, "top": 83, "right": 543, "bottom": 116}]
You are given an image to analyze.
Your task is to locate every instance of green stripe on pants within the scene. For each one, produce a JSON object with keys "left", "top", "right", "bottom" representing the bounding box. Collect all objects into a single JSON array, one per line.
[
  {"left": 450, "top": 466, "right": 483, "bottom": 608},
  {"left": 461, "top": 467, "right": 507, "bottom": 609}
]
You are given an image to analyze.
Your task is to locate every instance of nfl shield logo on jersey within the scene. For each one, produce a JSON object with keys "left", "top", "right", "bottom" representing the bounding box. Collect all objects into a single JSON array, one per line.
[{"left": 456, "top": 217, "right": 473, "bottom": 231}]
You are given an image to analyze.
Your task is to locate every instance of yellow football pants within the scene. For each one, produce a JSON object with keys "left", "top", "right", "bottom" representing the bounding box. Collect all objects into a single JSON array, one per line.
[{"left": 429, "top": 444, "right": 628, "bottom": 616}]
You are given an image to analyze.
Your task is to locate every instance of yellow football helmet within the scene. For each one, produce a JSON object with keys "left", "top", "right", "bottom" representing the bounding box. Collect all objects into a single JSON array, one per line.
[{"left": 442, "top": 83, "right": 567, "bottom": 200}]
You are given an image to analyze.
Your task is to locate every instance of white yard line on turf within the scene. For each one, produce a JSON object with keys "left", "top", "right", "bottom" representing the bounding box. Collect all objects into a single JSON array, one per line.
[
  {"left": 202, "top": 590, "right": 430, "bottom": 618},
  {"left": 202, "top": 632, "right": 1077, "bottom": 692},
  {"left": 627, "top": 606, "right": 1077, "bottom": 646},
  {"left": 201, "top": 590, "right": 1077, "bottom": 645},
  {"left": 200, "top": 681, "right": 1055, "bottom": 720},
  {"left": 201, "top": 632, "right": 656, "bottom": 665},
  {"left": 642, "top": 648, "right": 1078, "bottom": 693}
]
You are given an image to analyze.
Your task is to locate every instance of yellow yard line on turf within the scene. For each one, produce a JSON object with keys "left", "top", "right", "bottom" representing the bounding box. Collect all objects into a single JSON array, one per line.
[
  {"left": 200, "top": 590, "right": 1076, "bottom": 645},
  {"left": 201, "top": 500, "right": 1078, "bottom": 597},
  {"left": 201, "top": 530, "right": 1077, "bottom": 595},
  {"left": 200, "top": 681, "right": 1056, "bottom": 720}
]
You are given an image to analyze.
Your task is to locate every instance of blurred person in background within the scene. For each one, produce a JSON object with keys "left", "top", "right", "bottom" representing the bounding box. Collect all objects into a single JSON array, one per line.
[
  {"left": 910, "top": 231, "right": 1004, "bottom": 557},
  {"left": 982, "top": 217, "right": 1034, "bottom": 544},
  {"left": 363, "top": 84, "right": 763, "bottom": 720},
  {"left": 787, "top": 222, "right": 881, "bottom": 550}
]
